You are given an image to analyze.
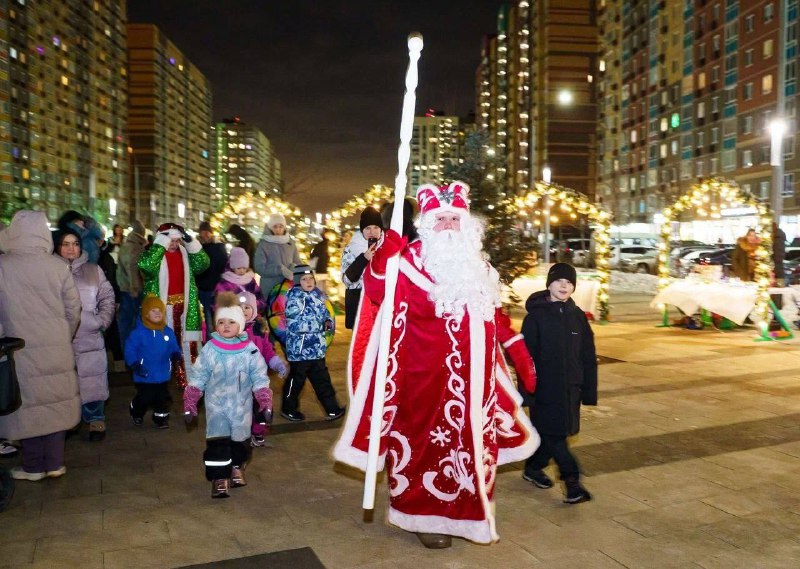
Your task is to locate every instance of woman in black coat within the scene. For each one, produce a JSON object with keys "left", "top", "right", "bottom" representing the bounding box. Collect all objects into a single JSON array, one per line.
[{"left": 521, "top": 263, "right": 597, "bottom": 503}]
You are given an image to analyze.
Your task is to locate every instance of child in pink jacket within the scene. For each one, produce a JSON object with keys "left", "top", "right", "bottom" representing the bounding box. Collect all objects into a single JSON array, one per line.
[
  {"left": 239, "top": 291, "right": 288, "bottom": 446},
  {"left": 214, "top": 247, "right": 266, "bottom": 314}
]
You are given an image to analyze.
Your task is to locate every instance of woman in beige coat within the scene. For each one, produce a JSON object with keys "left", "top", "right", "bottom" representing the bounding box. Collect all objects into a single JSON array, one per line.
[{"left": 0, "top": 211, "right": 81, "bottom": 481}]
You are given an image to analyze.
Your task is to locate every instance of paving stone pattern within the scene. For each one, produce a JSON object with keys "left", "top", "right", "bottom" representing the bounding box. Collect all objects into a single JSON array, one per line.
[{"left": 3, "top": 294, "right": 800, "bottom": 568}]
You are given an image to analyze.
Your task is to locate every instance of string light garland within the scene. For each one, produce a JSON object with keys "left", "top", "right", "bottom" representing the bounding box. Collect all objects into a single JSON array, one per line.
[
  {"left": 656, "top": 176, "right": 772, "bottom": 323},
  {"left": 209, "top": 190, "right": 308, "bottom": 255},
  {"left": 320, "top": 184, "right": 394, "bottom": 306},
  {"left": 515, "top": 181, "right": 612, "bottom": 321}
]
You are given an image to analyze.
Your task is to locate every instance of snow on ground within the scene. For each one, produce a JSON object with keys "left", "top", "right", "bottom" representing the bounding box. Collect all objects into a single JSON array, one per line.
[{"left": 609, "top": 270, "right": 659, "bottom": 295}]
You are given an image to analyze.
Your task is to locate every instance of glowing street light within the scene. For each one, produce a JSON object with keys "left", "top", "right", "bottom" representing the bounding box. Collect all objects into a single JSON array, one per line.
[{"left": 769, "top": 118, "right": 788, "bottom": 218}]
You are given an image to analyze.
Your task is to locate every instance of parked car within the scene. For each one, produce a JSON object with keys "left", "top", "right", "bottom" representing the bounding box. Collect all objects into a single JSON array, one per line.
[
  {"left": 692, "top": 248, "right": 735, "bottom": 275},
  {"left": 620, "top": 249, "right": 658, "bottom": 274},
  {"left": 564, "top": 238, "right": 592, "bottom": 266},
  {"left": 610, "top": 245, "right": 656, "bottom": 269},
  {"left": 673, "top": 247, "right": 717, "bottom": 276},
  {"left": 782, "top": 249, "right": 800, "bottom": 284}
]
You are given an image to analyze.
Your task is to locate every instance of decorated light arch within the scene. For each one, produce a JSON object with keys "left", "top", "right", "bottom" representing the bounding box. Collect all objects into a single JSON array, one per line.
[
  {"left": 515, "top": 181, "right": 612, "bottom": 320},
  {"left": 209, "top": 190, "right": 308, "bottom": 253},
  {"left": 322, "top": 184, "right": 394, "bottom": 306},
  {"left": 656, "top": 176, "right": 773, "bottom": 322}
]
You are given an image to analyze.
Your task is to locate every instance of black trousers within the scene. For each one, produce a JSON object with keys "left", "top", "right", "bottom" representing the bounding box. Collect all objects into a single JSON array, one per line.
[
  {"left": 204, "top": 437, "right": 251, "bottom": 481},
  {"left": 524, "top": 434, "right": 581, "bottom": 480},
  {"left": 282, "top": 358, "right": 339, "bottom": 414},
  {"left": 131, "top": 382, "right": 172, "bottom": 425}
]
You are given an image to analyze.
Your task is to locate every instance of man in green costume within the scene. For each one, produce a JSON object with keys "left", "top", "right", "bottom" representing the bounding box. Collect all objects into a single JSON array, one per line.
[{"left": 138, "top": 223, "right": 210, "bottom": 388}]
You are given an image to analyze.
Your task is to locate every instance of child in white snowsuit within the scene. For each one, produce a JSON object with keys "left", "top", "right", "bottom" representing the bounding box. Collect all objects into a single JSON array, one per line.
[{"left": 184, "top": 292, "right": 272, "bottom": 498}]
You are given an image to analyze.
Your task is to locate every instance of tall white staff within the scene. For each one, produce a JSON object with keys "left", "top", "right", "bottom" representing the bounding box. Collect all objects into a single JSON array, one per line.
[{"left": 362, "top": 32, "right": 423, "bottom": 510}]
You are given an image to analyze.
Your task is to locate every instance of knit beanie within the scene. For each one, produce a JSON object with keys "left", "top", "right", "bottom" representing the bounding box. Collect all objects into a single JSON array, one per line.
[
  {"left": 229, "top": 247, "right": 249, "bottom": 270},
  {"left": 293, "top": 264, "right": 315, "bottom": 286},
  {"left": 546, "top": 262, "right": 577, "bottom": 288},
  {"left": 214, "top": 291, "right": 246, "bottom": 331},
  {"left": 141, "top": 294, "right": 166, "bottom": 330},
  {"left": 267, "top": 213, "right": 286, "bottom": 230},
  {"left": 359, "top": 207, "right": 383, "bottom": 232},
  {"left": 237, "top": 290, "right": 259, "bottom": 323}
]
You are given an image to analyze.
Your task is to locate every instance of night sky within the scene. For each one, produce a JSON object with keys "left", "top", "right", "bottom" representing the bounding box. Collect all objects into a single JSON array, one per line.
[{"left": 127, "top": 1, "right": 504, "bottom": 214}]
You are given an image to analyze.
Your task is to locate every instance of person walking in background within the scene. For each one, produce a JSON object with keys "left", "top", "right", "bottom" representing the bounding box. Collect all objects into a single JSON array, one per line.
[
  {"left": 138, "top": 222, "right": 210, "bottom": 389},
  {"left": 280, "top": 265, "right": 344, "bottom": 423},
  {"left": 195, "top": 221, "right": 229, "bottom": 339},
  {"left": 309, "top": 230, "right": 332, "bottom": 294},
  {"left": 97, "top": 235, "right": 124, "bottom": 367},
  {"left": 125, "top": 295, "right": 181, "bottom": 429},
  {"left": 237, "top": 291, "right": 288, "bottom": 447},
  {"left": 521, "top": 262, "right": 597, "bottom": 504},
  {"left": 213, "top": 247, "right": 265, "bottom": 314},
  {"left": 54, "top": 228, "right": 116, "bottom": 442},
  {"left": 107, "top": 224, "right": 125, "bottom": 260},
  {"left": 731, "top": 228, "right": 759, "bottom": 281},
  {"left": 227, "top": 224, "right": 256, "bottom": 269},
  {"left": 0, "top": 211, "right": 81, "bottom": 481},
  {"left": 773, "top": 222, "right": 787, "bottom": 286},
  {"left": 116, "top": 220, "right": 147, "bottom": 349},
  {"left": 183, "top": 292, "right": 272, "bottom": 498},
  {"left": 340, "top": 207, "right": 383, "bottom": 329},
  {"left": 254, "top": 213, "right": 301, "bottom": 301}
]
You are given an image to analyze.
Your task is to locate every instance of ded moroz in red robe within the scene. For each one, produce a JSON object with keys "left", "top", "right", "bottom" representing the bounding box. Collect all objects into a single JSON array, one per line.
[{"left": 333, "top": 239, "right": 539, "bottom": 544}]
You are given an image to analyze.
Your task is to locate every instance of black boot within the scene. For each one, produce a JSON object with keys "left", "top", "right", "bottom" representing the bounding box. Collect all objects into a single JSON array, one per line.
[{"left": 563, "top": 476, "right": 592, "bottom": 504}]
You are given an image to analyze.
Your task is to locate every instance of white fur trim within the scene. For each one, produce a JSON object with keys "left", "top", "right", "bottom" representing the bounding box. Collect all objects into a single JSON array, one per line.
[
  {"left": 185, "top": 238, "right": 202, "bottom": 254},
  {"left": 388, "top": 508, "right": 494, "bottom": 544},
  {"left": 369, "top": 264, "right": 386, "bottom": 280},
  {"left": 154, "top": 233, "right": 172, "bottom": 248},
  {"left": 495, "top": 360, "right": 539, "bottom": 465},
  {"left": 399, "top": 258, "right": 433, "bottom": 293},
  {"left": 501, "top": 333, "right": 524, "bottom": 349}
]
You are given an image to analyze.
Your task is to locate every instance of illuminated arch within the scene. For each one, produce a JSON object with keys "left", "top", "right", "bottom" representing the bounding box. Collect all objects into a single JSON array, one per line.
[
  {"left": 656, "top": 176, "right": 773, "bottom": 321},
  {"left": 516, "top": 181, "right": 612, "bottom": 320}
]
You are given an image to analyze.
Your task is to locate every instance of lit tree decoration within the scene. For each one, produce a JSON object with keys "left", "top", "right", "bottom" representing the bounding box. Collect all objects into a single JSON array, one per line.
[
  {"left": 208, "top": 190, "right": 308, "bottom": 255},
  {"left": 321, "top": 184, "right": 394, "bottom": 306},
  {"left": 656, "top": 176, "right": 772, "bottom": 324},
  {"left": 515, "top": 181, "right": 613, "bottom": 321}
]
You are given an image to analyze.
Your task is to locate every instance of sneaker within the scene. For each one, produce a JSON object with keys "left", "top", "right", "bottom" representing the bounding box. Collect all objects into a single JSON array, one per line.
[
  {"left": 522, "top": 470, "right": 554, "bottom": 489},
  {"left": 250, "top": 434, "right": 266, "bottom": 448},
  {"left": 46, "top": 466, "right": 67, "bottom": 479},
  {"left": 325, "top": 406, "right": 346, "bottom": 421},
  {"left": 10, "top": 467, "right": 46, "bottom": 482},
  {"left": 280, "top": 410, "right": 305, "bottom": 422},
  {"left": 563, "top": 480, "right": 592, "bottom": 504},
  {"left": 0, "top": 440, "right": 19, "bottom": 458},
  {"left": 230, "top": 466, "right": 247, "bottom": 487},
  {"left": 153, "top": 414, "right": 170, "bottom": 429},
  {"left": 211, "top": 478, "right": 230, "bottom": 499}
]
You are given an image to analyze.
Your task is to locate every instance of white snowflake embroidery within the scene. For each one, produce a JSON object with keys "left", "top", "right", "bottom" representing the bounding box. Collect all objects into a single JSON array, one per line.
[{"left": 430, "top": 426, "right": 452, "bottom": 447}]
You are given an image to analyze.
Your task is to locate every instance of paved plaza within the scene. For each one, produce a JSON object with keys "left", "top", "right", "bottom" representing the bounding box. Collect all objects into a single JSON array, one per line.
[{"left": 4, "top": 294, "right": 800, "bottom": 568}]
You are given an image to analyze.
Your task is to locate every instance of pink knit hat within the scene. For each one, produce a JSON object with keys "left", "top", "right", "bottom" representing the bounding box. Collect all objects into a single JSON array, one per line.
[
  {"left": 237, "top": 290, "right": 259, "bottom": 322},
  {"left": 229, "top": 247, "right": 249, "bottom": 270}
]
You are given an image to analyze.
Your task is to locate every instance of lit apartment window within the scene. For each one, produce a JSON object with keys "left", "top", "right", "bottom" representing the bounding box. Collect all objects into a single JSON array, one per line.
[
  {"left": 742, "top": 149, "right": 753, "bottom": 167},
  {"left": 698, "top": 102, "right": 706, "bottom": 118},
  {"left": 743, "top": 115, "right": 754, "bottom": 134},
  {"left": 698, "top": 72, "right": 706, "bottom": 89},
  {"left": 764, "top": 39, "right": 774, "bottom": 58},
  {"left": 762, "top": 74, "right": 773, "bottom": 94},
  {"left": 759, "top": 181, "right": 770, "bottom": 198}
]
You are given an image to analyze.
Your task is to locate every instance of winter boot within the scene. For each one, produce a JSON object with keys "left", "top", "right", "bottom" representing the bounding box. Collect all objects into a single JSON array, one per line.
[
  {"left": 230, "top": 465, "right": 247, "bottom": 488},
  {"left": 415, "top": 532, "right": 452, "bottom": 549},
  {"left": 153, "top": 412, "right": 170, "bottom": 429},
  {"left": 130, "top": 402, "right": 143, "bottom": 426},
  {"left": 563, "top": 476, "right": 592, "bottom": 504},
  {"left": 211, "top": 478, "right": 230, "bottom": 499},
  {"left": 522, "top": 469, "right": 554, "bottom": 489},
  {"left": 250, "top": 434, "right": 266, "bottom": 447},
  {"left": 88, "top": 421, "right": 106, "bottom": 442}
]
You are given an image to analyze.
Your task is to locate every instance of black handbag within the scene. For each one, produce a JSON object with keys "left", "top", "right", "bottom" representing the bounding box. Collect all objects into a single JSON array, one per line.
[{"left": 0, "top": 337, "right": 25, "bottom": 416}]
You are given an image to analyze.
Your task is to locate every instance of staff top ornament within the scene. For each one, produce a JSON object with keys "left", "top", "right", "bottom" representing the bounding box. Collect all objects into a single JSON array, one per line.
[{"left": 416, "top": 181, "right": 470, "bottom": 216}]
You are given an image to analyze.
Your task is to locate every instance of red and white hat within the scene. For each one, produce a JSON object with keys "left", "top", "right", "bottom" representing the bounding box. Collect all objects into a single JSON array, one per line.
[{"left": 416, "top": 181, "right": 470, "bottom": 216}]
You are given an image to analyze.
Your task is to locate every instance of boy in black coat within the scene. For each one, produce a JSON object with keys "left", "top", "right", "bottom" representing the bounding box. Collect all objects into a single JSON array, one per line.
[{"left": 521, "top": 262, "right": 597, "bottom": 504}]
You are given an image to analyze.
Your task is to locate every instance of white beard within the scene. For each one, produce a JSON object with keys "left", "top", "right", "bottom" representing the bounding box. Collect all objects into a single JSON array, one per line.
[{"left": 418, "top": 212, "right": 502, "bottom": 322}]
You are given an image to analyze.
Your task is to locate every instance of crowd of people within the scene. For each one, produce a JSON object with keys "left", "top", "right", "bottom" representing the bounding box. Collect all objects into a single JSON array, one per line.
[{"left": 0, "top": 183, "right": 600, "bottom": 548}]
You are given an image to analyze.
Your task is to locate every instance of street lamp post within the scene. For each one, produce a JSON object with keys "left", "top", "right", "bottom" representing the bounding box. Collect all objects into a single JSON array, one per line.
[
  {"left": 542, "top": 166, "right": 552, "bottom": 264},
  {"left": 769, "top": 118, "right": 786, "bottom": 220}
]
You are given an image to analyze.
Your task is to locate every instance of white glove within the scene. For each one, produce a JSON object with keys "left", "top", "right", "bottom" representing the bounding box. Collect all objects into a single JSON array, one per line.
[
  {"left": 269, "top": 355, "right": 289, "bottom": 379},
  {"left": 281, "top": 266, "right": 293, "bottom": 280}
]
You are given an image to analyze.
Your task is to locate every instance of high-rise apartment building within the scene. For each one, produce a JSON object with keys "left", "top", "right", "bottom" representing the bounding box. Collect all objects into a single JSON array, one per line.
[
  {"left": 0, "top": 0, "right": 128, "bottom": 224},
  {"left": 597, "top": 0, "right": 799, "bottom": 227},
  {"left": 479, "top": 1, "right": 598, "bottom": 197},
  {"left": 211, "top": 117, "right": 283, "bottom": 209},
  {"left": 408, "top": 111, "right": 462, "bottom": 189},
  {"left": 127, "top": 23, "right": 212, "bottom": 231}
]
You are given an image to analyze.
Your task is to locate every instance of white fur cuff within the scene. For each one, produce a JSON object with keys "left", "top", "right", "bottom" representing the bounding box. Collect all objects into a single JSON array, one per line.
[
  {"left": 154, "top": 233, "right": 172, "bottom": 248},
  {"left": 185, "top": 238, "right": 202, "bottom": 254}
]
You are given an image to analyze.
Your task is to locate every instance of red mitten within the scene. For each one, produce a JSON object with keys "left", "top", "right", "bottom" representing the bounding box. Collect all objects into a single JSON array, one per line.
[
  {"left": 504, "top": 338, "right": 537, "bottom": 393},
  {"left": 183, "top": 385, "right": 203, "bottom": 416},
  {"left": 371, "top": 230, "right": 407, "bottom": 275},
  {"left": 253, "top": 387, "right": 273, "bottom": 413}
]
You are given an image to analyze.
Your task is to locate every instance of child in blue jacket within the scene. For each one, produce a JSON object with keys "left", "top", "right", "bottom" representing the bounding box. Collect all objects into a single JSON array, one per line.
[
  {"left": 280, "top": 265, "right": 344, "bottom": 422},
  {"left": 124, "top": 294, "right": 181, "bottom": 428}
]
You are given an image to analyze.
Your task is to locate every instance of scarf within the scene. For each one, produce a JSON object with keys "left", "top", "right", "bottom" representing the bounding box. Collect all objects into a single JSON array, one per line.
[{"left": 221, "top": 270, "right": 256, "bottom": 286}]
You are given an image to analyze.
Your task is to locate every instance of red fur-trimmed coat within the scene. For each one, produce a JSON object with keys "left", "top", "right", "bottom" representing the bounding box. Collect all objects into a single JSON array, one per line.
[{"left": 333, "top": 239, "right": 539, "bottom": 544}]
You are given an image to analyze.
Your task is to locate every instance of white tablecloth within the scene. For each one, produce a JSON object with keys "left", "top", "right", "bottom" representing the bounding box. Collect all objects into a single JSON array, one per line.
[
  {"left": 651, "top": 277, "right": 796, "bottom": 325},
  {"left": 506, "top": 275, "right": 600, "bottom": 318}
]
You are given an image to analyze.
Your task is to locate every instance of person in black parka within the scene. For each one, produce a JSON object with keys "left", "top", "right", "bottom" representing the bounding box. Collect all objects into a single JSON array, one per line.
[{"left": 521, "top": 262, "right": 597, "bottom": 504}]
